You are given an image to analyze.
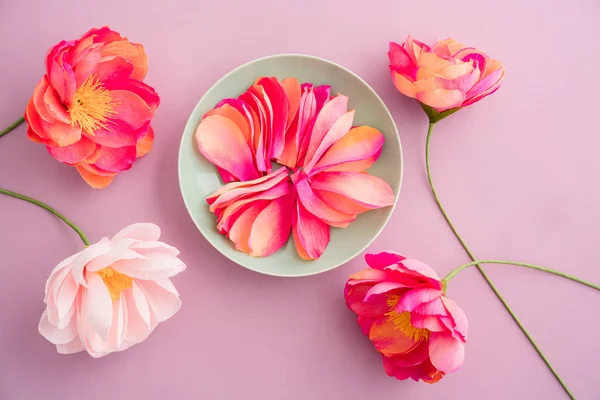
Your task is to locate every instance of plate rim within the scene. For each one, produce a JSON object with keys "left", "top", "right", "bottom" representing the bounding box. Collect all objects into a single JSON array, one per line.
[{"left": 177, "top": 53, "right": 404, "bottom": 277}]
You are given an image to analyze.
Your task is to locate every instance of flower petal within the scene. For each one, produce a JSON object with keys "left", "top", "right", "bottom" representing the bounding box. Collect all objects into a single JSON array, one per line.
[
  {"left": 429, "top": 332, "right": 465, "bottom": 373},
  {"left": 292, "top": 200, "right": 329, "bottom": 260},
  {"left": 304, "top": 110, "right": 355, "bottom": 173},
  {"left": 302, "top": 95, "right": 348, "bottom": 166},
  {"left": 310, "top": 171, "right": 395, "bottom": 210},
  {"left": 417, "top": 89, "right": 466, "bottom": 112},
  {"left": 228, "top": 201, "right": 269, "bottom": 253},
  {"left": 370, "top": 318, "right": 420, "bottom": 357},
  {"left": 292, "top": 172, "right": 355, "bottom": 228},
  {"left": 396, "top": 288, "right": 443, "bottom": 313},
  {"left": 281, "top": 77, "right": 301, "bottom": 129},
  {"left": 112, "top": 223, "right": 161, "bottom": 242},
  {"left": 195, "top": 114, "right": 259, "bottom": 181},
  {"left": 248, "top": 193, "right": 294, "bottom": 257},
  {"left": 313, "top": 126, "right": 384, "bottom": 173},
  {"left": 46, "top": 136, "right": 97, "bottom": 165},
  {"left": 83, "top": 271, "right": 113, "bottom": 340},
  {"left": 257, "top": 77, "right": 288, "bottom": 160},
  {"left": 136, "top": 280, "right": 181, "bottom": 323},
  {"left": 365, "top": 252, "right": 407, "bottom": 270},
  {"left": 136, "top": 125, "right": 154, "bottom": 158},
  {"left": 76, "top": 164, "right": 115, "bottom": 188},
  {"left": 91, "top": 145, "right": 137, "bottom": 173}
]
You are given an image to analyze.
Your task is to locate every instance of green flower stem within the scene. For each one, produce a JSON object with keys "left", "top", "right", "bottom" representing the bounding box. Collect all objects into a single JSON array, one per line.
[
  {"left": 0, "top": 188, "right": 90, "bottom": 246},
  {"left": 426, "top": 122, "right": 575, "bottom": 400},
  {"left": 0, "top": 116, "right": 25, "bottom": 138},
  {"left": 444, "top": 259, "right": 600, "bottom": 290}
]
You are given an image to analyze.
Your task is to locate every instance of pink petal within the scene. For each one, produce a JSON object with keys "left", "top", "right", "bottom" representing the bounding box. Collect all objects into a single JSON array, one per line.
[
  {"left": 123, "top": 288, "right": 152, "bottom": 344},
  {"left": 46, "top": 136, "right": 97, "bottom": 165},
  {"left": 410, "top": 315, "right": 447, "bottom": 332},
  {"left": 396, "top": 288, "right": 443, "bottom": 313},
  {"left": 429, "top": 332, "right": 465, "bottom": 373},
  {"left": 412, "top": 297, "right": 447, "bottom": 316},
  {"left": 388, "top": 41, "right": 416, "bottom": 72},
  {"left": 83, "top": 271, "right": 113, "bottom": 340},
  {"left": 309, "top": 171, "right": 395, "bottom": 210},
  {"left": 102, "top": 79, "right": 160, "bottom": 110},
  {"left": 292, "top": 172, "right": 355, "bottom": 227},
  {"left": 204, "top": 103, "right": 251, "bottom": 145},
  {"left": 239, "top": 91, "right": 270, "bottom": 172},
  {"left": 313, "top": 126, "right": 384, "bottom": 173},
  {"left": 112, "top": 252, "right": 186, "bottom": 280},
  {"left": 303, "top": 110, "right": 355, "bottom": 173},
  {"left": 364, "top": 282, "right": 407, "bottom": 300},
  {"left": 91, "top": 145, "right": 137, "bottom": 173},
  {"left": 398, "top": 259, "right": 442, "bottom": 281},
  {"left": 344, "top": 283, "right": 390, "bottom": 318},
  {"left": 357, "top": 316, "right": 376, "bottom": 336},
  {"left": 441, "top": 297, "right": 468, "bottom": 340},
  {"left": 278, "top": 87, "right": 317, "bottom": 167},
  {"left": 89, "top": 119, "right": 139, "bottom": 147},
  {"left": 208, "top": 168, "right": 288, "bottom": 211},
  {"left": 257, "top": 77, "right": 288, "bottom": 159},
  {"left": 41, "top": 118, "right": 82, "bottom": 147},
  {"left": 292, "top": 200, "right": 329, "bottom": 260},
  {"left": 248, "top": 193, "right": 294, "bottom": 257},
  {"left": 195, "top": 114, "right": 259, "bottom": 181},
  {"left": 39, "top": 310, "right": 78, "bottom": 345},
  {"left": 382, "top": 342, "right": 430, "bottom": 368},
  {"left": 136, "top": 280, "right": 181, "bottom": 323},
  {"left": 364, "top": 252, "right": 407, "bottom": 270},
  {"left": 228, "top": 201, "right": 269, "bottom": 253},
  {"left": 313, "top": 190, "right": 370, "bottom": 215},
  {"left": 56, "top": 337, "right": 85, "bottom": 354},
  {"left": 302, "top": 95, "right": 348, "bottom": 166},
  {"left": 112, "top": 223, "right": 161, "bottom": 242}
]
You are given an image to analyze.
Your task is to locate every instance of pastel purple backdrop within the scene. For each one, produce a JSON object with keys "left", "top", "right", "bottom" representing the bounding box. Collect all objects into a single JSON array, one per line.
[{"left": 1, "top": 0, "right": 599, "bottom": 399}]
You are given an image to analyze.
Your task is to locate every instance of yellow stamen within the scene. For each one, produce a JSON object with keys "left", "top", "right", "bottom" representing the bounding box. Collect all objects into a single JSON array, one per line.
[
  {"left": 385, "top": 294, "right": 430, "bottom": 342},
  {"left": 96, "top": 267, "right": 133, "bottom": 301},
  {"left": 68, "top": 75, "right": 117, "bottom": 135}
]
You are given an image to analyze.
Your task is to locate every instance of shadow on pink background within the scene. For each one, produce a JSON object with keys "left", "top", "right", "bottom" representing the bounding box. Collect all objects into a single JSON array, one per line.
[{"left": 1, "top": 0, "right": 599, "bottom": 399}]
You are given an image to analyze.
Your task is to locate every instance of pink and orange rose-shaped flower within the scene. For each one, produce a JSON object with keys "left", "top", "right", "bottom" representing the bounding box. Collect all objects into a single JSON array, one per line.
[
  {"left": 24, "top": 27, "right": 159, "bottom": 188},
  {"left": 195, "top": 78, "right": 395, "bottom": 260},
  {"left": 345, "top": 252, "right": 467, "bottom": 383},
  {"left": 39, "top": 223, "right": 186, "bottom": 358},
  {"left": 388, "top": 35, "right": 504, "bottom": 114}
]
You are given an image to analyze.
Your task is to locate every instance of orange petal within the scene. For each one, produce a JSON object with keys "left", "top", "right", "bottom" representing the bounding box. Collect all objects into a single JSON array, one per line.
[
  {"left": 205, "top": 104, "right": 251, "bottom": 145},
  {"left": 310, "top": 171, "right": 395, "bottom": 210},
  {"left": 248, "top": 193, "right": 294, "bottom": 257},
  {"left": 391, "top": 71, "right": 417, "bottom": 98},
  {"left": 76, "top": 164, "right": 115, "bottom": 188},
  {"left": 136, "top": 126, "right": 154, "bottom": 158},
  {"left": 228, "top": 201, "right": 269, "bottom": 253},
  {"left": 281, "top": 78, "right": 301, "bottom": 129}
]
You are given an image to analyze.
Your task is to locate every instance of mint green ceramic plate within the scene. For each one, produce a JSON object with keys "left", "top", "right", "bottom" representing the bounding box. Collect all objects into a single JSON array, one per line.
[{"left": 178, "top": 54, "right": 402, "bottom": 277}]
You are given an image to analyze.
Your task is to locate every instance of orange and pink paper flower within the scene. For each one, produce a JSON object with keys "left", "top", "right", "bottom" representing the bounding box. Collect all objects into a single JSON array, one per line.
[
  {"left": 24, "top": 27, "right": 159, "bottom": 188},
  {"left": 195, "top": 78, "right": 394, "bottom": 260},
  {"left": 345, "top": 252, "right": 467, "bottom": 383},
  {"left": 388, "top": 36, "right": 504, "bottom": 113}
]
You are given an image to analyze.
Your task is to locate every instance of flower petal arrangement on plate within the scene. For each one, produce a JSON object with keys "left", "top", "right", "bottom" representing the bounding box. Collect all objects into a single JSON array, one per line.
[
  {"left": 195, "top": 77, "right": 395, "bottom": 260},
  {"left": 178, "top": 55, "right": 402, "bottom": 277}
]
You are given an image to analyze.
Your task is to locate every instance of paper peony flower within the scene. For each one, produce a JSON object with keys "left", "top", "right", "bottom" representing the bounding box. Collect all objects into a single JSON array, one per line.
[
  {"left": 345, "top": 252, "right": 467, "bottom": 383},
  {"left": 24, "top": 27, "right": 159, "bottom": 188},
  {"left": 196, "top": 78, "right": 394, "bottom": 260},
  {"left": 39, "top": 223, "right": 186, "bottom": 358},
  {"left": 388, "top": 36, "right": 504, "bottom": 116}
]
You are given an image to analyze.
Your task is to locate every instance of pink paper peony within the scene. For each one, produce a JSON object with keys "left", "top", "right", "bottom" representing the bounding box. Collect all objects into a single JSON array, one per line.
[
  {"left": 39, "top": 223, "right": 186, "bottom": 358},
  {"left": 345, "top": 252, "right": 467, "bottom": 383},
  {"left": 24, "top": 27, "right": 159, "bottom": 188},
  {"left": 196, "top": 78, "right": 395, "bottom": 260},
  {"left": 388, "top": 36, "right": 504, "bottom": 112}
]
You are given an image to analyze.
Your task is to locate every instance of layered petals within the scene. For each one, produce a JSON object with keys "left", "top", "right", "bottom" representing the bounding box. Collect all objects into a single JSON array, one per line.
[
  {"left": 196, "top": 77, "right": 395, "bottom": 260},
  {"left": 39, "top": 223, "right": 186, "bottom": 357},
  {"left": 24, "top": 26, "right": 158, "bottom": 188},
  {"left": 388, "top": 37, "right": 504, "bottom": 112},
  {"left": 344, "top": 252, "right": 467, "bottom": 383}
]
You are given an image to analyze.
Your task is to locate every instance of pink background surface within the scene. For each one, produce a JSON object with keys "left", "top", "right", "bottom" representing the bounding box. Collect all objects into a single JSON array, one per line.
[{"left": 1, "top": 0, "right": 599, "bottom": 399}]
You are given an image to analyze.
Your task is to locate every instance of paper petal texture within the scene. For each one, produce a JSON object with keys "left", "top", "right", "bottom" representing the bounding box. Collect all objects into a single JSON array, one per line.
[
  {"left": 344, "top": 252, "right": 467, "bottom": 383},
  {"left": 24, "top": 26, "right": 159, "bottom": 188},
  {"left": 196, "top": 77, "right": 396, "bottom": 260},
  {"left": 39, "top": 223, "right": 186, "bottom": 358},
  {"left": 388, "top": 36, "right": 505, "bottom": 112}
]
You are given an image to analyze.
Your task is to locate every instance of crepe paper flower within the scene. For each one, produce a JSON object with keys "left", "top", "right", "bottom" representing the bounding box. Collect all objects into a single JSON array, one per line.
[
  {"left": 345, "top": 252, "right": 600, "bottom": 387},
  {"left": 0, "top": 187, "right": 186, "bottom": 358},
  {"left": 388, "top": 36, "right": 504, "bottom": 121},
  {"left": 9, "top": 26, "right": 160, "bottom": 188},
  {"left": 344, "top": 252, "right": 467, "bottom": 383},
  {"left": 196, "top": 79, "right": 394, "bottom": 260}
]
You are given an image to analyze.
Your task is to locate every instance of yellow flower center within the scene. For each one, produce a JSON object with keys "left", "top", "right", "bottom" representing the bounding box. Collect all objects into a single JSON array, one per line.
[
  {"left": 385, "top": 294, "right": 430, "bottom": 342},
  {"left": 68, "top": 75, "right": 117, "bottom": 135},
  {"left": 96, "top": 267, "right": 133, "bottom": 301}
]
